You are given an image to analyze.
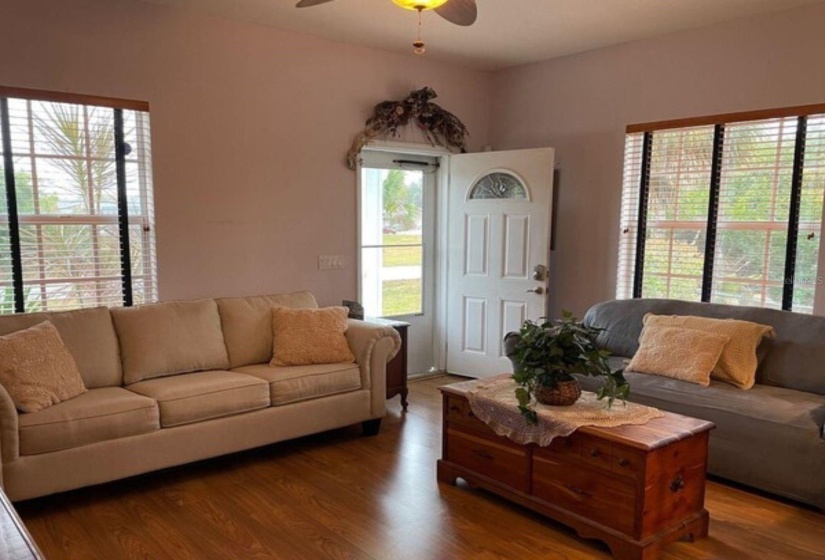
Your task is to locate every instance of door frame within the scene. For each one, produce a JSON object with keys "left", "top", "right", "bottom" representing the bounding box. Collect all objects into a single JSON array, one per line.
[{"left": 355, "top": 141, "right": 452, "bottom": 373}]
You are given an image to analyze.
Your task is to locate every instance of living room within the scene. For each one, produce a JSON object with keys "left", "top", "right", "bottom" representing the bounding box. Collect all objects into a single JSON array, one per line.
[{"left": 1, "top": 0, "right": 824, "bottom": 558}]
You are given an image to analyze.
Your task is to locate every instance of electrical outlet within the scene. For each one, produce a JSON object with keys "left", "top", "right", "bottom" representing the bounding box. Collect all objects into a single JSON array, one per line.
[{"left": 318, "top": 254, "right": 344, "bottom": 270}]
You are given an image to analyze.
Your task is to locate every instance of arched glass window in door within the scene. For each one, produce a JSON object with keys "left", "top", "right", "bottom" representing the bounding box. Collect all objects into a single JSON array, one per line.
[{"left": 469, "top": 172, "right": 528, "bottom": 200}]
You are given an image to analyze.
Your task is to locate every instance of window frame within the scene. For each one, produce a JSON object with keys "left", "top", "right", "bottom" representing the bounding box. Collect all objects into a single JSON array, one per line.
[
  {"left": 619, "top": 103, "right": 825, "bottom": 315},
  {"left": 0, "top": 86, "right": 155, "bottom": 313}
]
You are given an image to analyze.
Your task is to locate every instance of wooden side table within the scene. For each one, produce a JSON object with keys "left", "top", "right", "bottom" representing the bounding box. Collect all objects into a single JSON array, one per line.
[
  {"left": 1, "top": 487, "right": 44, "bottom": 559},
  {"left": 365, "top": 317, "right": 410, "bottom": 410}
]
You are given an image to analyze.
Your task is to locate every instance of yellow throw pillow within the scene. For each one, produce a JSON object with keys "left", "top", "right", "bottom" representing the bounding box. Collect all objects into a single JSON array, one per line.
[
  {"left": 270, "top": 306, "right": 355, "bottom": 367},
  {"left": 643, "top": 314, "right": 775, "bottom": 389},
  {"left": 628, "top": 325, "right": 730, "bottom": 386},
  {"left": 0, "top": 321, "right": 87, "bottom": 413}
]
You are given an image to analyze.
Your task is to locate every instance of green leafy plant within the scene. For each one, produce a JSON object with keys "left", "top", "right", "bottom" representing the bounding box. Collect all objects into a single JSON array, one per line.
[{"left": 509, "top": 311, "right": 629, "bottom": 423}]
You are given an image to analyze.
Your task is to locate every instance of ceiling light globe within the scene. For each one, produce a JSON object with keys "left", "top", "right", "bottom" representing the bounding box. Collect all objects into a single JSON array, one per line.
[{"left": 392, "top": 0, "right": 449, "bottom": 11}]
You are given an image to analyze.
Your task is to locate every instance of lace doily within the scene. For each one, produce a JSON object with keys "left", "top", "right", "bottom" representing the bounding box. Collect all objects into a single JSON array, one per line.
[{"left": 466, "top": 375, "right": 664, "bottom": 447}]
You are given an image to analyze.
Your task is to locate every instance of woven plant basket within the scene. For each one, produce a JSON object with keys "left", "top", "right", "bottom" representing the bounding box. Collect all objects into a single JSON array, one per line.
[{"left": 534, "top": 379, "right": 582, "bottom": 407}]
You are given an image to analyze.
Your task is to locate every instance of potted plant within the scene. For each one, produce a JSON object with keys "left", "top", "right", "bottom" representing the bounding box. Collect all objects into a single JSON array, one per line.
[{"left": 505, "top": 311, "right": 629, "bottom": 424}]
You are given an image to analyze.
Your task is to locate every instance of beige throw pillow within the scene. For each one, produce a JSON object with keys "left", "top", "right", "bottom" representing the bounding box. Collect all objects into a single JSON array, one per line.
[
  {"left": 643, "top": 314, "right": 775, "bottom": 389},
  {"left": 628, "top": 325, "right": 730, "bottom": 386},
  {"left": 0, "top": 321, "right": 87, "bottom": 413},
  {"left": 270, "top": 306, "right": 355, "bottom": 367}
]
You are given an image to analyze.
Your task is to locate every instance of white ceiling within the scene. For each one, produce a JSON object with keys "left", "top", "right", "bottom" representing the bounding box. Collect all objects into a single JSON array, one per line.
[{"left": 143, "top": 0, "right": 825, "bottom": 70}]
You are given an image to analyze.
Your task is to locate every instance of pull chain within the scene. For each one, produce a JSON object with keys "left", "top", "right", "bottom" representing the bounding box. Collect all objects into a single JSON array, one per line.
[{"left": 413, "top": 7, "right": 426, "bottom": 55}]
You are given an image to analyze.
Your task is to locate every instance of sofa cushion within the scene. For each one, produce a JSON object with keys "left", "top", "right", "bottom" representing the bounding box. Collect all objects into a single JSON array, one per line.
[
  {"left": 0, "top": 306, "right": 121, "bottom": 388},
  {"left": 216, "top": 292, "right": 319, "bottom": 368},
  {"left": 578, "top": 367, "right": 825, "bottom": 446},
  {"left": 127, "top": 371, "right": 270, "bottom": 428},
  {"left": 112, "top": 299, "right": 230, "bottom": 384},
  {"left": 19, "top": 387, "right": 159, "bottom": 455},
  {"left": 270, "top": 306, "right": 355, "bottom": 367},
  {"left": 584, "top": 298, "right": 825, "bottom": 394},
  {"left": 0, "top": 322, "right": 87, "bottom": 413},
  {"left": 234, "top": 363, "right": 361, "bottom": 405},
  {"left": 643, "top": 314, "right": 774, "bottom": 389},
  {"left": 628, "top": 325, "right": 728, "bottom": 386}
]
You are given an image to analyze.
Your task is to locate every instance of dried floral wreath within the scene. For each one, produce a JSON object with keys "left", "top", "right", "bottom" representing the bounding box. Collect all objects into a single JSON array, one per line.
[{"left": 346, "top": 87, "right": 469, "bottom": 169}]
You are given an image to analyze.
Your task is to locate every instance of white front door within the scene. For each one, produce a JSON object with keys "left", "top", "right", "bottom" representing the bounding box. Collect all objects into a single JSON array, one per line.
[{"left": 446, "top": 148, "right": 554, "bottom": 378}]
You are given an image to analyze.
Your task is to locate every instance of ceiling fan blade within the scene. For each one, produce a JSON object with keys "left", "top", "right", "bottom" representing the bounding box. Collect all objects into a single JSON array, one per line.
[
  {"left": 295, "top": 0, "right": 336, "bottom": 7},
  {"left": 435, "top": 0, "right": 477, "bottom": 26}
]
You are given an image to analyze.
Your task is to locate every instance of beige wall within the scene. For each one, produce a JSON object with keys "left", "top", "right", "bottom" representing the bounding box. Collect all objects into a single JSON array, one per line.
[
  {"left": 0, "top": 0, "right": 492, "bottom": 305},
  {"left": 490, "top": 3, "right": 825, "bottom": 318}
]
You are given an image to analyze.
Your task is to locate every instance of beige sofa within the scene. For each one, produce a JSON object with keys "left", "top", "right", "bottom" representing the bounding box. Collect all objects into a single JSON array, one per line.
[{"left": 0, "top": 291, "right": 401, "bottom": 501}]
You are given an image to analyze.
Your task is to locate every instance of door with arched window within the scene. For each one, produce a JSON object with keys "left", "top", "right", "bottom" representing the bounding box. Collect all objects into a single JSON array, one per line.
[{"left": 446, "top": 148, "right": 555, "bottom": 377}]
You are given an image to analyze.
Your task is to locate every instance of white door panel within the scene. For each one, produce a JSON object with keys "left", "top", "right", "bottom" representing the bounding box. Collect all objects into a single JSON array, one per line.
[
  {"left": 462, "top": 297, "right": 487, "bottom": 353},
  {"left": 464, "top": 214, "right": 490, "bottom": 276},
  {"left": 446, "top": 148, "right": 554, "bottom": 378},
  {"left": 503, "top": 214, "right": 530, "bottom": 279}
]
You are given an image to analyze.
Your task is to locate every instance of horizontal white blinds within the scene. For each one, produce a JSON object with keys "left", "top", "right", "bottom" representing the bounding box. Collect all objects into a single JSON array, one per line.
[
  {"left": 127, "top": 111, "right": 157, "bottom": 306},
  {"left": 616, "top": 133, "right": 643, "bottom": 300},
  {"left": 617, "top": 111, "right": 825, "bottom": 314},
  {"left": 617, "top": 126, "right": 715, "bottom": 301},
  {"left": 796, "top": 115, "right": 825, "bottom": 313},
  {"left": 0, "top": 171, "right": 11, "bottom": 309},
  {"left": 711, "top": 118, "right": 797, "bottom": 310},
  {"left": 644, "top": 126, "right": 714, "bottom": 301},
  {"left": 0, "top": 97, "right": 156, "bottom": 313}
]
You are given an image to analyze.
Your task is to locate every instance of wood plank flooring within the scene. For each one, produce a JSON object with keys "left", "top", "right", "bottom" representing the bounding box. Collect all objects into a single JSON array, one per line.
[{"left": 15, "top": 375, "right": 825, "bottom": 560}]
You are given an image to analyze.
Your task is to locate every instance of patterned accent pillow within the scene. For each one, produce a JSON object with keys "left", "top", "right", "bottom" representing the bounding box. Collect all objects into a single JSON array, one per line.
[
  {"left": 0, "top": 321, "right": 87, "bottom": 413},
  {"left": 628, "top": 325, "right": 730, "bottom": 386},
  {"left": 643, "top": 314, "right": 775, "bottom": 389},
  {"left": 270, "top": 306, "right": 355, "bottom": 366}
]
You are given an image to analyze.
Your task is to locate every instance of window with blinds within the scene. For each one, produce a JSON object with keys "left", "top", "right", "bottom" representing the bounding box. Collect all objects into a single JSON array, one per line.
[
  {"left": 618, "top": 106, "right": 825, "bottom": 314},
  {"left": 0, "top": 88, "right": 157, "bottom": 313}
]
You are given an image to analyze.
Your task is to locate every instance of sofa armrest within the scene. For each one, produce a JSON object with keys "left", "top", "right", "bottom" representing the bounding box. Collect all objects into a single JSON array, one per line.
[
  {"left": 0, "top": 382, "right": 19, "bottom": 485},
  {"left": 346, "top": 319, "right": 402, "bottom": 418}
]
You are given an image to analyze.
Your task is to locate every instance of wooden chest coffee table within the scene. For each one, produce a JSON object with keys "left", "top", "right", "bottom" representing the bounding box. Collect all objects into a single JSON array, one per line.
[{"left": 437, "top": 380, "right": 714, "bottom": 560}]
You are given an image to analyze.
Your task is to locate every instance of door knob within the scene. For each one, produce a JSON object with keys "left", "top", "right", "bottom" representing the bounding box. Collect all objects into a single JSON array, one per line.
[
  {"left": 532, "top": 264, "right": 548, "bottom": 281},
  {"left": 526, "top": 287, "right": 544, "bottom": 295}
]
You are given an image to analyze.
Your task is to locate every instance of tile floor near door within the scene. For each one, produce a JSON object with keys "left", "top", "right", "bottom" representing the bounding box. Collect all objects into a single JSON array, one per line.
[{"left": 16, "top": 375, "right": 825, "bottom": 560}]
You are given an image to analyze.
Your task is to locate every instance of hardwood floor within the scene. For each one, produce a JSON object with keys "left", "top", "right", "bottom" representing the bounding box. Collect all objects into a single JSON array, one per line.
[{"left": 16, "top": 375, "right": 825, "bottom": 560}]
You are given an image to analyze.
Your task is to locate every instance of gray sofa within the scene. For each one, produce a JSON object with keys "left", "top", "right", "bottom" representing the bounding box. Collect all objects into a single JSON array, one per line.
[{"left": 579, "top": 298, "right": 825, "bottom": 509}]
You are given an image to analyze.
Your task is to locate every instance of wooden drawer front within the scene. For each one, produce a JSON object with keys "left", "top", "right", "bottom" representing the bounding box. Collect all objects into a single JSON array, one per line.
[
  {"left": 533, "top": 455, "right": 636, "bottom": 535},
  {"left": 579, "top": 435, "right": 613, "bottom": 471},
  {"left": 535, "top": 435, "right": 580, "bottom": 463},
  {"left": 445, "top": 396, "right": 495, "bottom": 435},
  {"left": 445, "top": 395, "right": 466, "bottom": 423},
  {"left": 611, "top": 446, "right": 644, "bottom": 480},
  {"left": 447, "top": 429, "right": 530, "bottom": 493}
]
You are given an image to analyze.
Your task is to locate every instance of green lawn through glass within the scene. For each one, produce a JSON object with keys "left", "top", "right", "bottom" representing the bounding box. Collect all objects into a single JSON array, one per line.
[
  {"left": 382, "top": 233, "right": 422, "bottom": 267},
  {"left": 383, "top": 279, "right": 422, "bottom": 317}
]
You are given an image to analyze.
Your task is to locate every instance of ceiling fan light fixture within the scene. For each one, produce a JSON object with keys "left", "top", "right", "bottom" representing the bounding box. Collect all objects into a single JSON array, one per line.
[{"left": 392, "top": 0, "right": 449, "bottom": 12}]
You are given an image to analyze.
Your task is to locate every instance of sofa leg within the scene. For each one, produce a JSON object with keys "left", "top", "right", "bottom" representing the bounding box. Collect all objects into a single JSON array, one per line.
[{"left": 362, "top": 419, "right": 382, "bottom": 436}]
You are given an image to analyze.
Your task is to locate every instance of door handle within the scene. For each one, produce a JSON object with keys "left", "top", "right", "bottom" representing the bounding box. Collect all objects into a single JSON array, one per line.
[
  {"left": 532, "top": 264, "right": 548, "bottom": 281},
  {"left": 526, "top": 287, "right": 544, "bottom": 295}
]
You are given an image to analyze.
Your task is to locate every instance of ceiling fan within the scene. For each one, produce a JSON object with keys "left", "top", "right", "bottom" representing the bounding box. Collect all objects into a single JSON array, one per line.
[{"left": 295, "top": 0, "right": 478, "bottom": 54}]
